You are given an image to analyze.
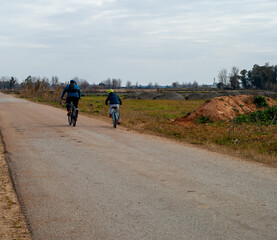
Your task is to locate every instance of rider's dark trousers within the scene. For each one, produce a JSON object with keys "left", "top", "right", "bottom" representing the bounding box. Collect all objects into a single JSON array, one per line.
[{"left": 66, "top": 97, "right": 79, "bottom": 115}]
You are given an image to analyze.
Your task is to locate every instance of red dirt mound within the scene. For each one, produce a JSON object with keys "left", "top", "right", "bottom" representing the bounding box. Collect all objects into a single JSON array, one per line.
[{"left": 175, "top": 95, "right": 277, "bottom": 123}]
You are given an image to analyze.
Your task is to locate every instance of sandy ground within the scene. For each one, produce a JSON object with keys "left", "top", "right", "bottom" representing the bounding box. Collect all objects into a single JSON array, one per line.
[{"left": 0, "top": 139, "right": 31, "bottom": 239}]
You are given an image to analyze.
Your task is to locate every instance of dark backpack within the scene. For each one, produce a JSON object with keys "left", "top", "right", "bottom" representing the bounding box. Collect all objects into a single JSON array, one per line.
[{"left": 68, "top": 84, "right": 79, "bottom": 93}]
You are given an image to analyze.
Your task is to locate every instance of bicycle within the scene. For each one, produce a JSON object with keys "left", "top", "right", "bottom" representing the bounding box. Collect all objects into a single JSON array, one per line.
[
  {"left": 62, "top": 98, "right": 78, "bottom": 127},
  {"left": 68, "top": 102, "right": 77, "bottom": 127},
  {"left": 111, "top": 106, "right": 120, "bottom": 128}
]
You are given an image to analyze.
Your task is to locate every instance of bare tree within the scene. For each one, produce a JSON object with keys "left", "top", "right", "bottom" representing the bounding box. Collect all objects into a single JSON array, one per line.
[
  {"left": 172, "top": 81, "right": 180, "bottom": 88},
  {"left": 230, "top": 66, "right": 239, "bottom": 76},
  {"left": 112, "top": 78, "right": 122, "bottom": 89},
  {"left": 186, "top": 82, "right": 192, "bottom": 88},
  {"left": 126, "top": 80, "right": 132, "bottom": 89},
  {"left": 80, "top": 79, "right": 90, "bottom": 89},
  {"left": 148, "top": 82, "right": 153, "bottom": 88},
  {"left": 9, "top": 77, "right": 17, "bottom": 89},
  {"left": 106, "top": 78, "right": 112, "bottom": 88},
  {"left": 218, "top": 68, "right": 228, "bottom": 85},
  {"left": 100, "top": 78, "right": 112, "bottom": 89},
  {"left": 118, "top": 79, "right": 122, "bottom": 88},
  {"left": 229, "top": 66, "right": 240, "bottom": 89},
  {"left": 41, "top": 77, "right": 50, "bottom": 90},
  {"left": 51, "top": 76, "right": 59, "bottom": 88},
  {"left": 192, "top": 81, "right": 198, "bottom": 90}
]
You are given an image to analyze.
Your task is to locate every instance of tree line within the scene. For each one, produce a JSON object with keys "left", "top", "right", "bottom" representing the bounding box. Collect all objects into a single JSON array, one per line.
[
  {"left": 0, "top": 75, "right": 127, "bottom": 90},
  {"left": 0, "top": 75, "right": 151, "bottom": 90},
  {"left": 0, "top": 76, "right": 19, "bottom": 89},
  {"left": 1, "top": 63, "right": 276, "bottom": 91},
  {"left": 0, "top": 76, "right": 64, "bottom": 90},
  {"left": 218, "top": 63, "right": 277, "bottom": 91}
]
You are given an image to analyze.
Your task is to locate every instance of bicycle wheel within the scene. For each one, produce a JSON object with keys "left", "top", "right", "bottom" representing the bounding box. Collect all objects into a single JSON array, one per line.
[
  {"left": 112, "top": 111, "right": 117, "bottom": 128},
  {"left": 72, "top": 117, "right": 76, "bottom": 127},
  {"left": 72, "top": 107, "right": 77, "bottom": 127},
  {"left": 68, "top": 105, "right": 72, "bottom": 125},
  {"left": 68, "top": 115, "right": 72, "bottom": 125}
]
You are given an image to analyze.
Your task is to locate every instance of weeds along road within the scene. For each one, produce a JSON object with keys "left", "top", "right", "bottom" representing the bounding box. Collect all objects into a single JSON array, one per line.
[{"left": 0, "top": 92, "right": 277, "bottom": 240}]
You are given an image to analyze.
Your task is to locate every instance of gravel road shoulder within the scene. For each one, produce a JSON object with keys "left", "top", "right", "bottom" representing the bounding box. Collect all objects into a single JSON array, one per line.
[{"left": 0, "top": 135, "right": 31, "bottom": 239}]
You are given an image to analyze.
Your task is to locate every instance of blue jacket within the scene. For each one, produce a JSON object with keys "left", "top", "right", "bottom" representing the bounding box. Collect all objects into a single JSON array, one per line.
[
  {"left": 105, "top": 92, "right": 122, "bottom": 105},
  {"left": 61, "top": 83, "right": 81, "bottom": 99}
]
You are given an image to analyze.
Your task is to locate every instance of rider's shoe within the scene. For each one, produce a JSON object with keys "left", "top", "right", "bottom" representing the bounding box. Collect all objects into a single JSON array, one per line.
[
  {"left": 67, "top": 111, "right": 71, "bottom": 116},
  {"left": 117, "top": 121, "right": 120, "bottom": 125}
]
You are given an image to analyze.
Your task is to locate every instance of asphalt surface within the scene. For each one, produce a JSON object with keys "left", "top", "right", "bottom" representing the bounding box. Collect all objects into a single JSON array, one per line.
[{"left": 0, "top": 92, "right": 277, "bottom": 240}]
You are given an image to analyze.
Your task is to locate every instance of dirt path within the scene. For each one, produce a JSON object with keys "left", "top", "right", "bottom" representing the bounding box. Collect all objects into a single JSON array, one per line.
[
  {"left": 0, "top": 92, "right": 277, "bottom": 240},
  {"left": 0, "top": 137, "right": 31, "bottom": 239}
]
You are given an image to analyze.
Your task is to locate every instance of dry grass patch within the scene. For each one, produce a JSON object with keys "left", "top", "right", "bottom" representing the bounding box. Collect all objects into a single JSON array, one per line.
[{"left": 0, "top": 137, "right": 31, "bottom": 239}]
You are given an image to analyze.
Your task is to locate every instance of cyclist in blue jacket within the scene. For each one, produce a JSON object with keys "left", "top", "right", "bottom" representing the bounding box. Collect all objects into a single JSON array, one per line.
[
  {"left": 105, "top": 89, "right": 122, "bottom": 123},
  {"left": 61, "top": 80, "right": 81, "bottom": 118}
]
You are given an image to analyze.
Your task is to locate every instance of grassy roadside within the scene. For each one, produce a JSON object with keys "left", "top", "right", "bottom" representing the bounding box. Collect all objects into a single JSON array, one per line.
[{"left": 19, "top": 92, "right": 277, "bottom": 167}]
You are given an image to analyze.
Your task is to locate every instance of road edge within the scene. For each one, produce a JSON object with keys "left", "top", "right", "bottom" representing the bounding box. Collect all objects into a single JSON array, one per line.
[{"left": 0, "top": 130, "right": 33, "bottom": 239}]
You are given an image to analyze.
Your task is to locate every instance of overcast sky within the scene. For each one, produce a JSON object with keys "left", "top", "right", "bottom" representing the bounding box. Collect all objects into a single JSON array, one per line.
[{"left": 1, "top": 0, "right": 277, "bottom": 85}]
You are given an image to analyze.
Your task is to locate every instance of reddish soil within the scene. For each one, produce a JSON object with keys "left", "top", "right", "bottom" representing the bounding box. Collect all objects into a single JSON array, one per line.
[{"left": 175, "top": 95, "right": 277, "bottom": 124}]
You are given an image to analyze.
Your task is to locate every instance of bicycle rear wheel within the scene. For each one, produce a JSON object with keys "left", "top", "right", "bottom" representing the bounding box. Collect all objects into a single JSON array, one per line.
[
  {"left": 68, "top": 103, "right": 72, "bottom": 125},
  {"left": 68, "top": 114, "right": 72, "bottom": 125},
  {"left": 112, "top": 112, "right": 117, "bottom": 128},
  {"left": 72, "top": 107, "right": 77, "bottom": 127},
  {"left": 72, "top": 117, "right": 76, "bottom": 127}
]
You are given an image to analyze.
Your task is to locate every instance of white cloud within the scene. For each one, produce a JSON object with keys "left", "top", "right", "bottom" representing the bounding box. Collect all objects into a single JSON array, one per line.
[
  {"left": 70, "top": 0, "right": 115, "bottom": 5},
  {"left": 0, "top": 0, "right": 277, "bottom": 84}
]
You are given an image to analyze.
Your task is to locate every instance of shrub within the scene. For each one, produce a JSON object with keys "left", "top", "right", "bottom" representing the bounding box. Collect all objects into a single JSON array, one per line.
[
  {"left": 234, "top": 106, "right": 277, "bottom": 125},
  {"left": 267, "top": 105, "right": 277, "bottom": 116},
  {"left": 196, "top": 115, "right": 212, "bottom": 124},
  {"left": 253, "top": 95, "right": 269, "bottom": 108},
  {"left": 234, "top": 114, "right": 250, "bottom": 124}
]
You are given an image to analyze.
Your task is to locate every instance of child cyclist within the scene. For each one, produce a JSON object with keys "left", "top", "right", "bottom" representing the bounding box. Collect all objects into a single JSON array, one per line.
[{"left": 105, "top": 89, "right": 122, "bottom": 124}]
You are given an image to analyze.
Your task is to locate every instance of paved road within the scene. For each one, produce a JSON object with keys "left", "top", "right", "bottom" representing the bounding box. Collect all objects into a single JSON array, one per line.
[{"left": 0, "top": 92, "right": 277, "bottom": 240}]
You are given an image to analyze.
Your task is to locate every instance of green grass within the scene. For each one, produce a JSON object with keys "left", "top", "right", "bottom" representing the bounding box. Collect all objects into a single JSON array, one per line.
[
  {"left": 78, "top": 96, "right": 204, "bottom": 126},
  {"left": 78, "top": 95, "right": 277, "bottom": 166}
]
